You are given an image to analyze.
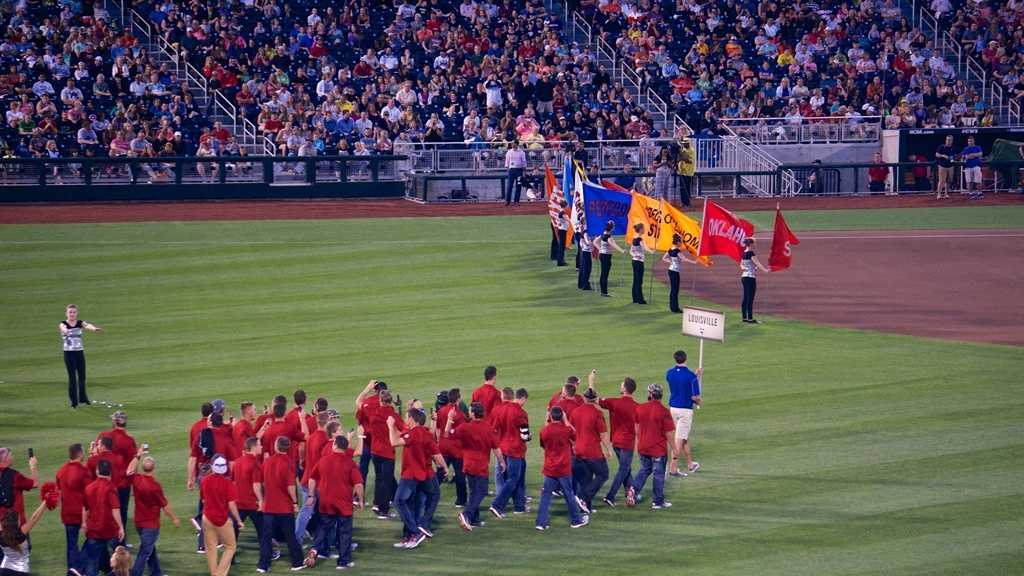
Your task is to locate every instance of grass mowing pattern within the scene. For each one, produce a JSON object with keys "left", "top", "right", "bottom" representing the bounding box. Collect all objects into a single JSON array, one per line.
[{"left": 1, "top": 206, "right": 1023, "bottom": 575}]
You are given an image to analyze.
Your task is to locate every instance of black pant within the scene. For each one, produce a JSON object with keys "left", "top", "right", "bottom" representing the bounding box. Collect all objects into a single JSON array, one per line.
[
  {"left": 64, "top": 350, "right": 88, "bottom": 406},
  {"left": 437, "top": 455, "right": 466, "bottom": 506},
  {"left": 117, "top": 486, "right": 131, "bottom": 544},
  {"left": 258, "top": 513, "right": 303, "bottom": 570},
  {"left": 237, "top": 508, "right": 263, "bottom": 544},
  {"left": 680, "top": 174, "right": 692, "bottom": 206},
  {"left": 371, "top": 455, "right": 396, "bottom": 514},
  {"left": 631, "top": 260, "right": 646, "bottom": 304},
  {"left": 598, "top": 253, "right": 612, "bottom": 295},
  {"left": 741, "top": 276, "right": 757, "bottom": 320},
  {"left": 578, "top": 458, "right": 610, "bottom": 508},
  {"left": 578, "top": 250, "right": 593, "bottom": 290},
  {"left": 668, "top": 270, "right": 681, "bottom": 312},
  {"left": 574, "top": 234, "right": 580, "bottom": 269},
  {"left": 358, "top": 438, "right": 372, "bottom": 485},
  {"left": 553, "top": 229, "right": 567, "bottom": 265},
  {"left": 506, "top": 168, "right": 524, "bottom": 205}
]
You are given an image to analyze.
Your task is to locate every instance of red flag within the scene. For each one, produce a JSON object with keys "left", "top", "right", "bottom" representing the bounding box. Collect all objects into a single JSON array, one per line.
[
  {"left": 769, "top": 206, "right": 800, "bottom": 271},
  {"left": 698, "top": 201, "right": 755, "bottom": 263},
  {"left": 601, "top": 180, "right": 631, "bottom": 193}
]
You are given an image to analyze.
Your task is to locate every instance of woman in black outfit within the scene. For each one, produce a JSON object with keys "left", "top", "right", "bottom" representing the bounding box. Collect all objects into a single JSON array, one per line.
[
  {"left": 629, "top": 223, "right": 655, "bottom": 304},
  {"left": 60, "top": 304, "right": 103, "bottom": 408},
  {"left": 740, "top": 238, "right": 771, "bottom": 323},
  {"left": 577, "top": 231, "right": 593, "bottom": 290},
  {"left": 592, "top": 220, "right": 625, "bottom": 297},
  {"left": 661, "top": 234, "right": 697, "bottom": 313}
]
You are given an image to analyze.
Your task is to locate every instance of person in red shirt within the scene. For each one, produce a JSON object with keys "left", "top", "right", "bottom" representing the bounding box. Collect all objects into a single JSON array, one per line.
[
  {"left": 257, "top": 437, "right": 304, "bottom": 572},
  {"left": 56, "top": 443, "right": 92, "bottom": 572},
  {"left": 126, "top": 448, "right": 180, "bottom": 576},
  {"left": 232, "top": 402, "right": 258, "bottom": 456},
  {"left": 434, "top": 388, "right": 467, "bottom": 507},
  {"left": 296, "top": 406, "right": 330, "bottom": 545},
  {"left": 446, "top": 402, "right": 503, "bottom": 531},
  {"left": 367, "top": 389, "right": 399, "bottom": 519},
  {"left": 86, "top": 437, "right": 125, "bottom": 506},
  {"left": 0, "top": 447, "right": 38, "bottom": 528},
  {"left": 388, "top": 408, "right": 446, "bottom": 549},
  {"left": 535, "top": 407, "right": 588, "bottom": 530},
  {"left": 471, "top": 365, "right": 501, "bottom": 420},
  {"left": 283, "top": 390, "right": 317, "bottom": 469},
  {"left": 96, "top": 411, "right": 136, "bottom": 543},
  {"left": 189, "top": 402, "right": 215, "bottom": 457},
  {"left": 548, "top": 377, "right": 585, "bottom": 420},
  {"left": 303, "top": 435, "right": 363, "bottom": 570},
  {"left": 868, "top": 152, "right": 889, "bottom": 192},
  {"left": 260, "top": 403, "right": 307, "bottom": 464},
  {"left": 232, "top": 437, "right": 264, "bottom": 547},
  {"left": 79, "top": 459, "right": 125, "bottom": 576},
  {"left": 488, "top": 388, "right": 530, "bottom": 517},
  {"left": 598, "top": 377, "right": 640, "bottom": 506},
  {"left": 571, "top": 388, "right": 613, "bottom": 513},
  {"left": 201, "top": 456, "right": 243, "bottom": 576},
  {"left": 354, "top": 380, "right": 386, "bottom": 488},
  {"left": 627, "top": 384, "right": 676, "bottom": 510}
]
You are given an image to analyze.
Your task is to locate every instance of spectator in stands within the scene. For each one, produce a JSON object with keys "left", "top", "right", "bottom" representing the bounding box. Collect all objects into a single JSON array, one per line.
[{"left": 868, "top": 152, "right": 890, "bottom": 193}]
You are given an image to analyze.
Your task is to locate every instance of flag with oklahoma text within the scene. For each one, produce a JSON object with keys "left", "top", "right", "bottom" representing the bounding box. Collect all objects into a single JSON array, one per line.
[{"left": 697, "top": 201, "right": 755, "bottom": 263}]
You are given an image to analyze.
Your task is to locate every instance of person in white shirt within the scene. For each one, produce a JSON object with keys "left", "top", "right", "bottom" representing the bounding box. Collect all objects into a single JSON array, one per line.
[{"left": 504, "top": 140, "right": 527, "bottom": 206}]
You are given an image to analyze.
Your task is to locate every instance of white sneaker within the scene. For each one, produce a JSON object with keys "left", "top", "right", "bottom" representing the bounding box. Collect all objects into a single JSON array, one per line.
[
  {"left": 337, "top": 562, "right": 355, "bottom": 570},
  {"left": 575, "top": 496, "right": 591, "bottom": 514},
  {"left": 688, "top": 461, "right": 700, "bottom": 474},
  {"left": 652, "top": 501, "right": 673, "bottom": 510},
  {"left": 570, "top": 515, "right": 590, "bottom": 528}
]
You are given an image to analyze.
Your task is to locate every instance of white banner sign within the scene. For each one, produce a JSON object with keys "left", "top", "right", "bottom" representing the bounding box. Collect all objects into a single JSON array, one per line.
[{"left": 682, "top": 307, "right": 725, "bottom": 342}]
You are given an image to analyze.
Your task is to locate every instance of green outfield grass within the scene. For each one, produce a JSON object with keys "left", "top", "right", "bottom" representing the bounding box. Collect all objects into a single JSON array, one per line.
[{"left": 1, "top": 205, "right": 1023, "bottom": 575}]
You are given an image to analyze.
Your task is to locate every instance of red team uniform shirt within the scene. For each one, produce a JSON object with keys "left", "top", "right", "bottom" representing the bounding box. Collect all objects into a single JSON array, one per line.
[
  {"left": 449, "top": 420, "right": 498, "bottom": 477},
  {"left": 261, "top": 453, "right": 296, "bottom": 514},
  {"left": 232, "top": 453, "right": 263, "bottom": 511},
  {"left": 232, "top": 419, "right": 256, "bottom": 454},
  {"left": 355, "top": 395, "right": 381, "bottom": 444},
  {"left": 96, "top": 429, "right": 137, "bottom": 473},
  {"left": 200, "top": 474, "right": 238, "bottom": 526},
  {"left": 471, "top": 384, "right": 501, "bottom": 421},
  {"left": 131, "top": 474, "right": 168, "bottom": 529},
  {"left": 370, "top": 405, "right": 401, "bottom": 460},
  {"left": 548, "top": 393, "right": 585, "bottom": 420},
  {"left": 86, "top": 452, "right": 126, "bottom": 490},
  {"left": 570, "top": 403, "right": 607, "bottom": 460},
  {"left": 56, "top": 461, "right": 93, "bottom": 526},
  {"left": 84, "top": 477, "right": 121, "bottom": 540},
  {"left": 598, "top": 396, "right": 639, "bottom": 450},
  {"left": 399, "top": 426, "right": 439, "bottom": 482},
  {"left": 635, "top": 400, "right": 674, "bottom": 458},
  {"left": 311, "top": 450, "right": 363, "bottom": 517},
  {"left": 261, "top": 419, "right": 304, "bottom": 462},
  {"left": 493, "top": 402, "right": 529, "bottom": 459},
  {"left": 436, "top": 404, "right": 467, "bottom": 459},
  {"left": 540, "top": 421, "right": 575, "bottom": 478}
]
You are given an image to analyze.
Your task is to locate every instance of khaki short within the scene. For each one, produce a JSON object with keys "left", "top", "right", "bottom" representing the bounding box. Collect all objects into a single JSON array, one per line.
[
  {"left": 937, "top": 166, "right": 952, "bottom": 184},
  {"left": 964, "top": 166, "right": 983, "bottom": 184},
  {"left": 670, "top": 407, "right": 694, "bottom": 441}
]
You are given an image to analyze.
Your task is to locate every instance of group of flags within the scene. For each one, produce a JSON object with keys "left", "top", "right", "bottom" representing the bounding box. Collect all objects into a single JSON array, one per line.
[{"left": 544, "top": 159, "right": 801, "bottom": 271}]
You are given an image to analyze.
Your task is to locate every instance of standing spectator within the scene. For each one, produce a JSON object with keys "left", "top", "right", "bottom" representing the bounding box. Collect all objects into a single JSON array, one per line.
[
  {"left": 676, "top": 140, "right": 696, "bottom": 206},
  {"left": 504, "top": 141, "right": 527, "bottom": 206},
  {"left": 0, "top": 448, "right": 38, "bottom": 526},
  {"left": 962, "top": 136, "right": 985, "bottom": 198},
  {"left": 56, "top": 443, "right": 92, "bottom": 573},
  {"left": 126, "top": 450, "right": 180, "bottom": 576},
  {"left": 935, "top": 135, "right": 956, "bottom": 199},
  {"left": 200, "top": 456, "right": 241, "bottom": 576},
  {"left": 80, "top": 459, "right": 125, "bottom": 576}
]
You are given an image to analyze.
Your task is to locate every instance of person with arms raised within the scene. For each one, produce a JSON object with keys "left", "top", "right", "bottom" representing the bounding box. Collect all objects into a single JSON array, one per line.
[
  {"left": 60, "top": 304, "right": 102, "bottom": 409},
  {"left": 570, "top": 386, "right": 612, "bottom": 514},
  {"left": 96, "top": 411, "right": 136, "bottom": 545},
  {"left": 597, "top": 377, "right": 639, "bottom": 506},
  {"left": 387, "top": 408, "right": 446, "bottom": 549},
  {"left": 125, "top": 449, "right": 180, "bottom": 576}
]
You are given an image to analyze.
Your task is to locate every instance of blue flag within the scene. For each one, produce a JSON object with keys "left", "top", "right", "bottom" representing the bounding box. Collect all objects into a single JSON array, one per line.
[
  {"left": 583, "top": 181, "right": 632, "bottom": 235},
  {"left": 562, "top": 155, "right": 574, "bottom": 204}
]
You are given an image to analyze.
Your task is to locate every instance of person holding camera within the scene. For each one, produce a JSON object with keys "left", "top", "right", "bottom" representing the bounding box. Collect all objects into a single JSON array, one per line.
[
  {"left": 1, "top": 491, "right": 54, "bottom": 574},
  {"left": 126, "top": 449, "right": 180, "bottom": 576},
  {"left": 80, "top": 459, "right": 125, "bottom": 576},
  {"left": 96, "top": 412, "right": 137, "bottom": 545},
  {"left": 60, "top": 304, "right": 103, "bottom": 409},
  {"left": 0, "top": 447, "right": 39, "bottom": 572}
]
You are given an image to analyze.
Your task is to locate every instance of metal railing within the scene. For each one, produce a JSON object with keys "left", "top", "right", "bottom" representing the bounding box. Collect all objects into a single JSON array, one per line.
[
  {"left": 0, "top": 155, "right": 407, "bottom": 188},
  {"left": 720, "top": 116, "right": 883, "bottom": 145},
  {"left": 692, "top": 137, "right": 802, "bottom": 197}
]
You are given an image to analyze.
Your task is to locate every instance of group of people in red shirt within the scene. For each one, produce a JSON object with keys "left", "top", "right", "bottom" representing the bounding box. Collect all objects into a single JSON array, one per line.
[{"left": 0, "top": 360, "right": 692, "bottom": 576}]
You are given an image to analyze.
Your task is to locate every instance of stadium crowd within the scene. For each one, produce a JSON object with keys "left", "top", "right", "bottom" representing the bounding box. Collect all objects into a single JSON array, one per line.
[
  {"left": 0, "top": 361, "right": 702, "bottom": 575},
  {"left": 575, "top": 0, "right": 1000, "bottom": 130},
  {"left": 938, "top": 0, "right": 1024, "bottom": 112}
]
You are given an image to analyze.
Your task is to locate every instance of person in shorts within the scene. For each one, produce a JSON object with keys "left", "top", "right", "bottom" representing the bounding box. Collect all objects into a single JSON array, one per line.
[
  {"left": 665, "top": 350, "right": 702, "bottom": 477},
  {"left": 934, "top": 135, "right": 955, "bottom": 199},
  {"left": 961, "top": 136, "right": 984, "bottom": 198}
]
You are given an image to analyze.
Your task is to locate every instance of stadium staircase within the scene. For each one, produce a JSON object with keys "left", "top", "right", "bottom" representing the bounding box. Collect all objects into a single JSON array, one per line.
[
  {"left": 106, "top": 0, "right": 276, "bottom": 154},
  {"left": 547, "top": 1, "right": 801, "bottom": 196}
]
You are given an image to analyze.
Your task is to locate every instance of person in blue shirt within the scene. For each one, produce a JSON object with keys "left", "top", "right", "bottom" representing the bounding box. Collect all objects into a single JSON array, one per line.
[
  {"left": 665, "top": 350, "right": 701, "bottom": 477},
  {"left": 961, "top": 136, "right": 984, "bottom": 198}
]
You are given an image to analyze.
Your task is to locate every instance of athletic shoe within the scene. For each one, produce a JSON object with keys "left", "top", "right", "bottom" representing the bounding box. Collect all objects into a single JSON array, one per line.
[
  {"left": 688, "top": 462, "right": 701, "bottom": 474},
  {"left": 526, "top": 496, "right": 534, "bottom": 503},
  {"left": 457, "top": 512, "right": 473, "bottom": 532},
  {"left": 625, "top": 487, "right": 636, "bottom": 507},
  {"left": 602, "top": 497, "right": 616, "bottom": 507},
  {"left": 652, "top": 501, "right": 673, "bottom": 510},
  {"left": 371, "top": 505, "right": 380, "bottom": 515},
  {"left": 194, "top": 548, "right": 206, "bottom": 555},
  {"left": 350, "top": 542, "right": 358, "bottom": 551},
  {"left": 271, "top": 551, "right": 282, "bottom": 561},
  {"left": 418, "top": 526, "right": 433, "bottom": 538},
  {"left": 406, "top": 534, "right": 427, "bottom": 549},
  {"left": 535, "top": 525, "right": 549, "bottom": 531},
  {"left": 601, "top": 293, "right": 612, "bottom": 297},
  {"left": 453, "top": 503, "right": 465, "bottom": 508},
  {"left": 393, "top": 537, "right": 411, "bottom": 548},
  {"left": 290, "top": 565, "right": 306, "bottom": 571},
  {"left": 256, "top": 569, "right": 268, "bottom": 574},
  {"left": 190, "top": 518, "right": 202, "bottom": 532},
  {"left": 668, "top": 471, "right": 688, "bottom": 478},
  {"left": 748, "top": 319, "right": 760, "bottom": 324},
  {"left": 476, "top": 521, "right": 486, "bottom": 527},
  {"left": 489, "top": 506, "right": 506, "bottom": 519},
  {"left": 376, "top": 513, "right": 389, "bottom": 520},
  {"left": 512, "top": 507, "right": 531, "bottom": 514},
  {"left": 337, "top": 563, "right": 355, "bottom": 570},
  {"left": 552, "top": 490, "right": 563, "bottom": 498},
  {"left": 570, "top": 515, "right": 590, "bottom": 528},
  {"left": 575, "top": 496, "right": 591, "bottom": 514}
]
